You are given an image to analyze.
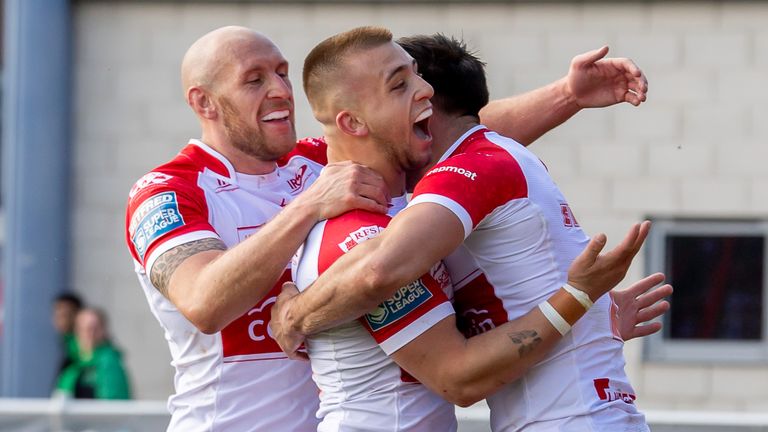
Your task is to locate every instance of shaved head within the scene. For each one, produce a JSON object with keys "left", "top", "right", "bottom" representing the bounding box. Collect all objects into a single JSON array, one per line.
[
  {"left": 181, "top": 26, "right": 297, "bottom": 165},
  {"left": 181, "top": 26, "right": 274, "bottom": 93}
]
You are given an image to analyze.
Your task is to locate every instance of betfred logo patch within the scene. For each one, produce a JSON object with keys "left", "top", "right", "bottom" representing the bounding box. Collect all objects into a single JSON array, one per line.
[
  {"left": 338, "top": 225, "right": 383, "bottom": 252},
  {"left": 131, "top": 192, "right": 185, "bottom": 259},
  {"left": 365, "top": 279, "right": 433, "bottom": 331}
]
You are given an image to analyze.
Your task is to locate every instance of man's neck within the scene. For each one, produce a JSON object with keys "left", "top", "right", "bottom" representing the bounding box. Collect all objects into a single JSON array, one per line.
[
  {"left": 326, "top": 138, "right": 405, "bottom": 198},
  {"left": 200, "top": 130, "right": 278, "bottom": 175},
  {"left": 404, "top": 114, "right": 481, "bottom": 193},
  {"left": 429, "top": 114, "right": 480, "bottom": 166}
]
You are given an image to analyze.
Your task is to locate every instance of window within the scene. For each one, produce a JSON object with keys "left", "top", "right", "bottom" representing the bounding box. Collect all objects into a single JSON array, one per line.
[{"left": 644, "top": 219, "right": 768, "bottom": 363}]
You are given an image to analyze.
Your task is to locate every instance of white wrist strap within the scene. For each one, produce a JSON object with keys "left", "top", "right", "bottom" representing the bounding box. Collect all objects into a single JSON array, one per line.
[
  {"left": 538, "top": 300, "right": 571, "bottom": 336},
  {"left": 563, "top": 284, "right": 594, "bottom": 310}
]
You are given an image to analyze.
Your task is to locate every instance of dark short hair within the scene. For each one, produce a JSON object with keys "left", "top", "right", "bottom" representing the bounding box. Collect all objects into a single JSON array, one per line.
[
  {"left": 55, "top": 292, "right": 83, "bottom": 309},
  {"left": 397, "top": 34, "right": 489, "bottom": 119}
]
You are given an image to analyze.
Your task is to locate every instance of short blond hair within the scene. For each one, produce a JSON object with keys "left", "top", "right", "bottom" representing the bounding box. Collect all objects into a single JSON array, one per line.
[{"left": 303, "top": 26, "right": 392, "bottom": 123}]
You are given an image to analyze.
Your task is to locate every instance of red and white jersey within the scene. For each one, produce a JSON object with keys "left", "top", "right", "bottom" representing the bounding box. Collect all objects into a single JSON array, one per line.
[
  {"left": 125, "top": 138, "right": 328, "bottom": 432},
  {"left": 292, "top": 197, "right": 457, "bottom": 432},
  {"left": 410, "top": 126, "right": 647, "bottom": 432}
]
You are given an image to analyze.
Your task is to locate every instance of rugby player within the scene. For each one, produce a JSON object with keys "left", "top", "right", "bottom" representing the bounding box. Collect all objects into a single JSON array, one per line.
[
  {"left": 274, "top": 27, "right": 663, "bottom": 431},
  {"left": 284, "top": 26, "right": 663, "bottom": 432}
]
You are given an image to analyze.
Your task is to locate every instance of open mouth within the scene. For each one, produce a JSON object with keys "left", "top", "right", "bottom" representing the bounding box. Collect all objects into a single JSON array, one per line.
[
  {"left": 413, "top": 108, "right": 433, "bottom": 141},
  {"left": 261, "top": 110, "right": 291, "bottom": 123}
]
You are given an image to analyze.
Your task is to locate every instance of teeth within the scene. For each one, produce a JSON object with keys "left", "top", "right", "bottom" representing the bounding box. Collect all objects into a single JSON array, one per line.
[
  {"left": 414, "top": 108, "right": 433, "bottom": 124},
  {"left": 261, "top": 110, "right": 289, "bottom": 121}
]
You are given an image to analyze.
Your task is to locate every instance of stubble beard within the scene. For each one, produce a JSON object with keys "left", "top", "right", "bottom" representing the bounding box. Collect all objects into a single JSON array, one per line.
[
  {"left": 218, "top": 96, "right": 294, "bottom": 161},
  {"left": 370, "top": 128, "right": 428, "bottom": 174}
]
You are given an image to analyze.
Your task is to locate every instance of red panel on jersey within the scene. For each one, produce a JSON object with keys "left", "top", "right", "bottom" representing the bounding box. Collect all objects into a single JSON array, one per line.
[
  {"left": 317, "top": 210, "right": 391, "bottom": 274},
  {"left": 314, "top": 210, "right": 451, "bottom": 346},
  {"left": 279, "top": 136, "right": 329, "bottom": 167},
  {"left": 453, "top": 272, "right": 509, "bottom": 338},
  {"left": 125, "top": 153, "right": 215, "bottom": 268},
  {"left": 412, "top": 132, "right": 528, "bottom": 229},
  {"left": 176, "top": 143, "right": 233, "bottom": 178},
  {"left": 221, "top": 270, "right": 293, "bottom": 360}
]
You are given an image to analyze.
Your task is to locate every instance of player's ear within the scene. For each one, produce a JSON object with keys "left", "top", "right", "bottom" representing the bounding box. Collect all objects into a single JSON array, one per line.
[
  {"left": 336, "top": 110, "right": 368, "bottom": 137},
  {"left": 188, "top": 87, "right": 217, "bottom": 120}
]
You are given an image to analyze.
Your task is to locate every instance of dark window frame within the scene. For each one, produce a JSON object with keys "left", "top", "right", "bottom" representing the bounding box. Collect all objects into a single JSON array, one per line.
[{"left": 644, "top": 218, "right": 768, "bottom": 363}]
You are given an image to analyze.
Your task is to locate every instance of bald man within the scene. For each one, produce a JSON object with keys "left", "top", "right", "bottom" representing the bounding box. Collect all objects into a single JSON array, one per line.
[{"left": 125, "top": 26, "right": 650, "bottom": 431}]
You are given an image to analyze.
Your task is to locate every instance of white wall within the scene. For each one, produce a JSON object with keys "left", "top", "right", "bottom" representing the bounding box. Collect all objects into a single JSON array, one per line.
[{"left": 72, "top": 1, "right": 768, "bottom": 408}]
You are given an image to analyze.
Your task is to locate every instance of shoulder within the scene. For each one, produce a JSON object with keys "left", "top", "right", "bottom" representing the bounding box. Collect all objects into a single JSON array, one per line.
[
  {"left": 128, "top": 173, "right": 199, "bottom": 209},
  {"left": 308, "top": 210, "right": 390, "bottom": 273},
  {"left": 328, "top": 209, "right": 391, "bottom": 229},
  {"left": 416, "top": 149, "right": 526, "bottom": 199},
  {"left": 127, "top": 149, "right": 208, "bottom": 211},
  {"left": 279, "top": 136, "right": 328, "bottom": 166},
  {"left": 125, "top": 165, "right": 216, "bottom": 266},
  {"left": 411, "top": 147, "right": 528, "bottom": 233},
  {"left": 322, "top": 210, "right": 390, "bottom": 252},
  {"left": 125, "top": 171, "right": 206, "bottom": 245},
  {"left": 125, "top": 147, "right": 213, "bottom": 230},
  {"left": 424, "top": 153, "right": 487, "bottom": 182},
  {"left": 430, "top": 144, "right": 523, "bottom": 181}
]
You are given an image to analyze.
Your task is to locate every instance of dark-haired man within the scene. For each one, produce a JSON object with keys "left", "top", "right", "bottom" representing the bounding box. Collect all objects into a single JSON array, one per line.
[
  {"left": 274, "top": 28, "right": 662, "bottom": 431},
  {"left": 52, "top": 293, "right": 83, "bottom": 377}
]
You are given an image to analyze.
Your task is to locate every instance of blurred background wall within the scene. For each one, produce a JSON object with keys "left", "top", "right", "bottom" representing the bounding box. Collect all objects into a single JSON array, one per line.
[{"left": 5, "top": 0, "right": 768, "bottom": 414}]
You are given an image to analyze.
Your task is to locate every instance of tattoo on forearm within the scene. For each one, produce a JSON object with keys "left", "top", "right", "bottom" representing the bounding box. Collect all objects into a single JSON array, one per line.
[
  {"left": 150, "top": 238, "right": 227, "bottom": 297},
  {"left": 508, "top": 330, "right": 543, "bottom": 357}
]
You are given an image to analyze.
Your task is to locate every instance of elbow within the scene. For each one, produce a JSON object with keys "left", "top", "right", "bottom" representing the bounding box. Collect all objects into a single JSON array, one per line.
[
  {"left": 432, "top": 367, "right": 486, "bottom": 408},
  {"left": 442, "top": 374, "right": 522, "bottom": 407},
  {"left": 177, "top": 299, "right": 227, "bottom": 335},
  {"left": 168, "top": 275, "right": 233, "bottom": 334},
  {"left": 441, "top": 383, "right": 484, "bottom": 408},
  {"left": 478, "top": 103, "right": 501, "bottom": 129},
  {"left": 194, "top": 318, "right": 223, "bottom": 335},
  {"left": 455, "top": 397, "right": 482, "bottom": 409},
  {"left": 188, "top": 309, "right": 224, "bottom": 335}
]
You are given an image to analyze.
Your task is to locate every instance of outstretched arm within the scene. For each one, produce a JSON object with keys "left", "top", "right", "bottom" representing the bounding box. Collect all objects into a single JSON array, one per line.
[{"left": 479, "top": 46, "right": 648, "bottom": 146}]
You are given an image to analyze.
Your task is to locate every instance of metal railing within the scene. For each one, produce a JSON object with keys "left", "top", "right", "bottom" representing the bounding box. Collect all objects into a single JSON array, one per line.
[{"left": 1, "top": 399, "right": 767, "bottom": 432}]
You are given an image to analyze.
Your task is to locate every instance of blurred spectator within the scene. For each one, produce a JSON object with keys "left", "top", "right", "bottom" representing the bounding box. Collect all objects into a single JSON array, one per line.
[
  {"left": 55, "top": 308, "right": 132, "bottom": 399},
  {"left": 52, "top": 293, "right": 83, "bottom": 375}
]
